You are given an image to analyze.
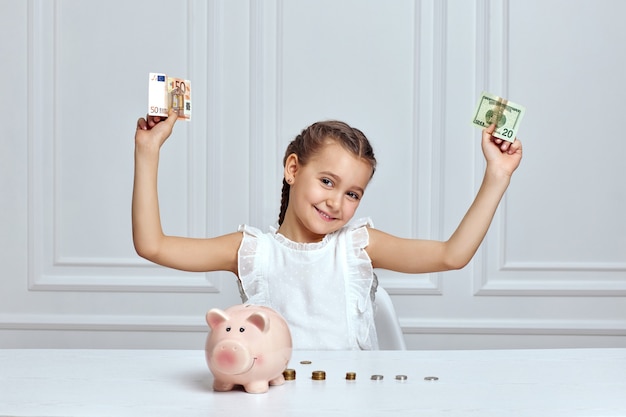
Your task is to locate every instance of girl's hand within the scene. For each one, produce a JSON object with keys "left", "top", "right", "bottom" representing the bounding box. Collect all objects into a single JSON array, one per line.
[
  {"left": 135, "top": 109, "right": 179, "bottom": 150},
  {"left": 481, "top": 124, "right": 523, "bottom": 178}
]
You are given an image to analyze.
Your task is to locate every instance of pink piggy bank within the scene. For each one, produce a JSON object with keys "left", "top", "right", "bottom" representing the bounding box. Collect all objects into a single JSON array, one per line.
[{"left": 205, "top": 304, "right": 293, "bottom": 394}]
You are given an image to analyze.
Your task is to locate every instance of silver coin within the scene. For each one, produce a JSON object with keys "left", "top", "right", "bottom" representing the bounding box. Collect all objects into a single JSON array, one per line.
[
  {"left": 424, "top": 376, "right": 439, "bottom": 381},
  {"left": 370, "top": 374, "right": 384, "bottom": 380}
]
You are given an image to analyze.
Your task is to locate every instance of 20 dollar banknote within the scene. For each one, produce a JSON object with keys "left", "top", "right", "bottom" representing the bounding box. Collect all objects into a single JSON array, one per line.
[{"left": 471, "top": 92, "right": 525, "bottom": 142}]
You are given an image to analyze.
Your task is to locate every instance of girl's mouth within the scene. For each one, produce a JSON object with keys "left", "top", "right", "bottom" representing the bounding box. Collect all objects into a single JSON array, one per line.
[{"left": 315, "top": 206, "right": 336, "bottom": 222}]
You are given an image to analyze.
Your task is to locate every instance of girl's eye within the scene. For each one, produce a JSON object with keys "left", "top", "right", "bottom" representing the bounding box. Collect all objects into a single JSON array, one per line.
[
  {"left": 321, "top": 178, "right": 333, "bottom": 187},
  {"left": 347, "top": 191, "right": 361, "bottom": 201}
]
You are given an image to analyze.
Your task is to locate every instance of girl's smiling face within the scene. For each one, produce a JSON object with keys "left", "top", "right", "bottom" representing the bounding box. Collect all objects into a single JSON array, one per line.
[{"left": 280, "top": 139, "right": 374, "bottom": 243}]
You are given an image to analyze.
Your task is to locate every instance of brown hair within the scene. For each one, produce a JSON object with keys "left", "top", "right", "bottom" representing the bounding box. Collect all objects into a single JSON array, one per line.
[{"left": 278, "top": 120, "right": 377, "bottom": 225}]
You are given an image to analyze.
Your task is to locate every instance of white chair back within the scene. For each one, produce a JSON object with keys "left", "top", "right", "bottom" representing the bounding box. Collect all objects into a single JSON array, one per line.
[{"left": 374, "top": 286, "right": 406, "bottom": 350}]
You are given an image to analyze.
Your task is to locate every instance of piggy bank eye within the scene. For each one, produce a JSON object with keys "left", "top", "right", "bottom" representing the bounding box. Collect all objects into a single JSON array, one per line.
[
  {"left": 239, "top": 327, "right": 245, "bottom": 333},
  {"left": 225, "top": 326, "right": 231, "bottom": 332}
]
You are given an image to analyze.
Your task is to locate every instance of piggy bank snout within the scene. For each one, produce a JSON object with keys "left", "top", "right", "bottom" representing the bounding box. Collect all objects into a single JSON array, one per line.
[{"left": 210, "top": 340, "right": 254, "bottom": 374}]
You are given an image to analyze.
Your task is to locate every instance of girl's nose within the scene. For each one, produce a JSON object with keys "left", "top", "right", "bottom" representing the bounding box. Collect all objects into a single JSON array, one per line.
[{"left": 326, "top": 193, "right": 340, "bottom": 209}]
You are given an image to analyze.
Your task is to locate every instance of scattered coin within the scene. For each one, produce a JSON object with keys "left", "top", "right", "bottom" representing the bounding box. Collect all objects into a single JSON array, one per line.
[
  {"left": 395, "top": 374, "right": 408, "bottom": 381},
  {"left": 345, "top": 372, "right": 356, "bottom": 380},
  {"left": 370, "top": 374, "right": 384, "bottom": 381},
  {"left": 424, "top": 376, "right": 439, "bottom": 381},
  {"left": 283, "top": 368, "right": 296, "bottom": 380},
  {"left": 300, "top": 360, "right": 312, "bottom": 365}
]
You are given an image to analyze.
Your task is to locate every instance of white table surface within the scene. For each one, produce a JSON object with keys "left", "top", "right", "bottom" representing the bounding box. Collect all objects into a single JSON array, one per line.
[{"left": 1, "top": 348, "right": 625, "bottom": 417}]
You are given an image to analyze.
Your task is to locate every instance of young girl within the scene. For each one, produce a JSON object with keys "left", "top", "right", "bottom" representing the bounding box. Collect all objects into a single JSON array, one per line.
[{"left": 133, "top": 110, "right": 522, "bottom": 350}]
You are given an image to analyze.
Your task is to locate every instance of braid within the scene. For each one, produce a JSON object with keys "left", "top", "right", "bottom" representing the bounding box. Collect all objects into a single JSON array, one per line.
[
  {"left": 278, "top": 179, "right": 290, "bottom": 226},
  {"left": 277, "top": 136, "right": 300, "bottom": 226}
]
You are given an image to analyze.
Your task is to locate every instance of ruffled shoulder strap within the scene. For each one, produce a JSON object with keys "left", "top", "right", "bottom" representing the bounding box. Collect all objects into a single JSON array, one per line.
[
  {"left": 238, "top": 224, "right": 264, "bottom": 237},
  {"left": 343, "top": 217, "right": 379, "bottom": 349},
  {"left": 349, "top": 217, "right": 374, "bottom": 229},
  {"left": 347, "top": 217, "right": 374, "bottom": 253},
  {"left": 236, "top": 224, "right": 269, "bottom": 304}
]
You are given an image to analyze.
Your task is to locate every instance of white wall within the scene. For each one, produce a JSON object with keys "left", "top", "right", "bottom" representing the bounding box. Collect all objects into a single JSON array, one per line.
[{"left": 1, "top": 0, "right": 624, "bottom": 350}]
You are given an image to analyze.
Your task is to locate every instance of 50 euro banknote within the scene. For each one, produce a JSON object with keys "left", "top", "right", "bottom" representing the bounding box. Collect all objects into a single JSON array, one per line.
[
  {"left": 471, "top": 92, "right": 525, "bottom": 142},
  {"left": 147, "top": 73, "right": 192, "bottom": 120}
]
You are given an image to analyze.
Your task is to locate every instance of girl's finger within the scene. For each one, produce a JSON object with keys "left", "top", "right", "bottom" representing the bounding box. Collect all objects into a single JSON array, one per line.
[
  {"left": 162, "top": 108, "right": 179, "bottom": 128},
  {"left": 137, "top": 117, "right": 148, "bottom": 131},
  {"left": 147, "top": 116, "right": 162, "bottom": 128},
  {"left": 508, "top": 138, "right": 522, "bottom": 154}
]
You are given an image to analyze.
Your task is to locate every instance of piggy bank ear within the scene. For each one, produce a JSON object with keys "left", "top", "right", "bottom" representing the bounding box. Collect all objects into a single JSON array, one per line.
[
  {"left": 206, "top": 308, "right": 229, "bottom": 330},
  {"left": 246, "top": 312, "right": 270, "bottom": 333}
]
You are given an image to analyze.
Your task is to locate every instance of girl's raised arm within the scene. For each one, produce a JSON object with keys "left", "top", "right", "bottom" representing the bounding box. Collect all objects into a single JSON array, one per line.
[
  {"left": 132, "top": 110, "right": 241, "bottom": 274},
  {"left": 367, "top": 124, "right": 522, "bottom": 274}
]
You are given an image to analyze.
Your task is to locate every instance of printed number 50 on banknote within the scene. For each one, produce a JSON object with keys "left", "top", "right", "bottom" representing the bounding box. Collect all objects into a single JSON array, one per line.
[{"left": 471, "top": 92, "right": 525, "bottom": 142}]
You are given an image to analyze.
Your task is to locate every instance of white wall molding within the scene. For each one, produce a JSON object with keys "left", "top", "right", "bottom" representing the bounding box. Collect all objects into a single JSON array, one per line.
[
  {"left": 205, "top": 0, "right": 224, "bottom": 239},
  {"left": 472, "top": 0, "right": 626, "bottom": 296},
  {"left": 378, "top": 271, "right": 442, "bottom": 295},
  {"left": 474, "top": 273, "right": 626, "bottom": 296},
  {"left": 24, "top": 274, "right": 224, "bottom": 294},
  {"left": 401, "top": 317, "right": 626, "bottom": 337},
  {"left": 0, "top": 313, "right": 207, "bottom": 332},
  {"left": 5, "top": 315, "right": 624, "bottom": 340},
  {"left": 383, "top": 0, "right": 446, "bottom": 296},
  {"left": 249, "top": 0, "right": 281, "bottom": 229},
  {"left": 27, "top": 0, "right": 220, "bottom": 293}
]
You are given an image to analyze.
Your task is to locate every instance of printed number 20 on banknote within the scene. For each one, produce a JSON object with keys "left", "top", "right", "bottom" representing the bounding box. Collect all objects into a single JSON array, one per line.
[
  {"left": 471, "top": 92, "right": 525, "bottom": 142},
  {"left": 148, "top": 73, "right": 192, "bottom": 121}
]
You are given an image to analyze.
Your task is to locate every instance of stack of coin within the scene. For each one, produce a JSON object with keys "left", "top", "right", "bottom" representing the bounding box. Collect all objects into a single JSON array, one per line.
[{"left": 311, "top": 370, "right": 326, "bottom": 380}]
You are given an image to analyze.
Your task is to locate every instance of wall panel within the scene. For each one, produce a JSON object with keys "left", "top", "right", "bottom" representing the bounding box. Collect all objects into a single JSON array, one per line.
[
  {"left": 473, "top": 0, "right": 626, "bottom": 296},
  {"left": 28, "top": 0, "right": 217, "bottom": 293},
  {"left": 1, "top": 0, "right": 624, "bottom": 349}
]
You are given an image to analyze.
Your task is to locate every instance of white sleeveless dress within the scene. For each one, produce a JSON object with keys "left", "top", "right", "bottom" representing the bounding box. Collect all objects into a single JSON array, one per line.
[{"left": 237, "top": 218, "right": 379, "bottom": 350}]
